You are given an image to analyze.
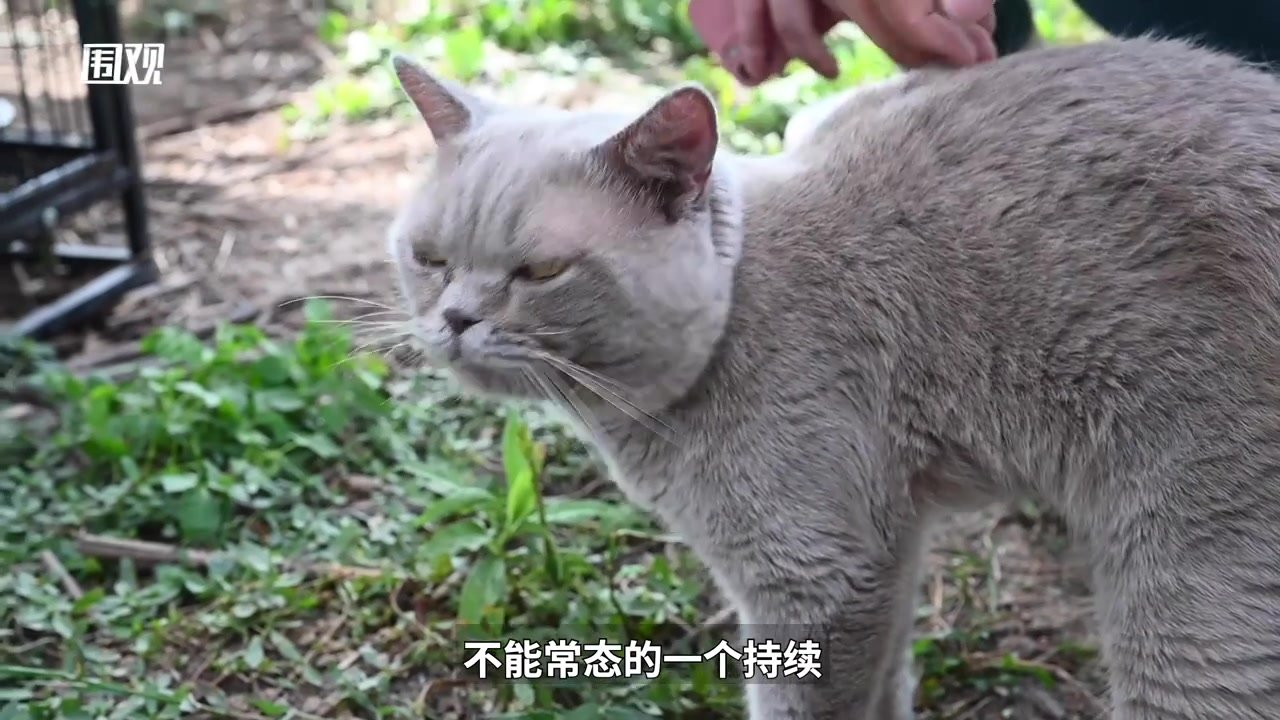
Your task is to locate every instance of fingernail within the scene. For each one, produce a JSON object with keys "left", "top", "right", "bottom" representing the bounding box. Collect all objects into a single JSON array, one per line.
[{"left": 942, "top": 0, "right": 989, "bottom": 22}]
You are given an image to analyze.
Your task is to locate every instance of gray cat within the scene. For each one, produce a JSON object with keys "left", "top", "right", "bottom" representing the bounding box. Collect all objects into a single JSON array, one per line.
[{"left": 386, "top": 36, "right": 1280, "bottom": 720}]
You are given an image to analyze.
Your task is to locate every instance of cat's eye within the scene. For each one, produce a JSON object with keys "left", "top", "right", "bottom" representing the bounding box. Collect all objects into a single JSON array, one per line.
[
  {"left": 514, "top": 259, "right": 571, "bottom": 282},
  {"left": 413, "top": 249, "right": 448, "bottom": 269}
]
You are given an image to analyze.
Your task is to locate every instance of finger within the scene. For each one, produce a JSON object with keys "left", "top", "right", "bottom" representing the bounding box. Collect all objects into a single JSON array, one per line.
[
  {"left": 767, "top": 0, "right": 841, "bottom": 78},
  {"left": 761, "top": 26, "right": 795, "bottom": 80},
  {"left": 854, "top": 0, "right": 945, "bottom": 67},
  {"left": 908, "top": 11, "right": 982, "bottom": 65},
  {"left": 940, "top": 0, "right": 994, "bottom": 24},
  {"left": 977, "top": 7, "right": 996, "bottom": 33},
  {"left": 813, "top": 1, "right": 843, "bottom": 36},
  {"left": 875, "top": 0, "right": 981, "bottom": 65},
  {"left": 735, "top": 0, "right": 773, "bottom": 83},
  {"left": 963, "top": 21, "right": 997, "bottom": 63},
  {"left": 736, "top": 28, "right": 791, "bottom": 86}
]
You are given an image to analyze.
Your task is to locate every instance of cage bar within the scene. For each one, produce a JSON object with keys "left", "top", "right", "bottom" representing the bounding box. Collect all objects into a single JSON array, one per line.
[{"left": 1, "top": 0, "right": 155, "bottom": 340}]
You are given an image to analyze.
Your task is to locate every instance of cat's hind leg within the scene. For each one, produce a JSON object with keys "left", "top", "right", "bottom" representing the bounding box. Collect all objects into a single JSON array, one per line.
[{"left": 1090, "top": 456, "right": 1280, "bottom": 719}]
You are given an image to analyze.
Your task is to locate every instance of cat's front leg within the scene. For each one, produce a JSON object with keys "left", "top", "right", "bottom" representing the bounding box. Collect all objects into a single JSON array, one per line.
[{"left": 731, "top": 525, "right": 927, "bottom": 720}]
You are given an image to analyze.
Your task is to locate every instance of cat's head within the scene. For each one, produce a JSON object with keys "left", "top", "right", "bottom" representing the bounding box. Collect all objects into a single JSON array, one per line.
[{"left": 386, "top": 56, "right": 742, "bottom": 413}]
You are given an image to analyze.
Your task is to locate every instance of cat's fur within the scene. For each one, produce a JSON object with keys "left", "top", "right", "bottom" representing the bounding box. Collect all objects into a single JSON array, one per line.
[{"left": 386, "top": 36, "right": 1280, "bottom": 719}]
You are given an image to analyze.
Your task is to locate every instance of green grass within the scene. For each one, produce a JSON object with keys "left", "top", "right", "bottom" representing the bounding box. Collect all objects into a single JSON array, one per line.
[
  {"left": 0, "top": 303, "right": 749, "bottom": 718},
  {"left": 0, "top": 306, "right": 1094, "bottom": 719}
]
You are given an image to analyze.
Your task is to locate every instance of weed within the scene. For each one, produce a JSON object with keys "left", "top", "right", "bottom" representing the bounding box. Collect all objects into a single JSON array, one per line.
[{"left": 0, "top": 302, "right": 741, "bottom": 717}]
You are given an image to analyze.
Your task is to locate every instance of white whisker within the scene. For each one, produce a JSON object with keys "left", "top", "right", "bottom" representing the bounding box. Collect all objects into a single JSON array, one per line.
[
  {"left": 546, "top": 354, "right": 640, "bottom": 397},
  {"left": 538, "top": 353, "right": 676, "bottom": 443},
  {"left": 537, "top": 366, "right": 606, "bottom": 446},
  {"left": 281, "top": 294, "right": 399, "bottom": 312}
]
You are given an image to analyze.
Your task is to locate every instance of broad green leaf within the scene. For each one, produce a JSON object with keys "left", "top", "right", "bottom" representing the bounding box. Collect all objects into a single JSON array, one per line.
[
  {"left": 457, "top": 555, "right": 506, "bottom": 626},
  {"left": 175, "top": 487, "right": 226, "bottom": 546},
  {"left": 251, "top": 699, "right": 288, "bottom": 717},
  {"left": 417, "top": 520, "right": 491, "bottom": 561},
  {"left": 501, "top": 411, "right": 534, "bottom": 490},
  {"left": 243, "top": 636, "right": 265, "bottom": 670},
  {"left": 541, "top": 498, "right": 639, "bottom": 526},
  {"left": 237, "top": 543, "right": 273, "bottom": 574},
  {"left": 256, "top": 389, "right": 306, "bottom": 413},
  {"left": 174, "top": 380, "right": 223, "bottom": 408},
  {"left": 159, "top": 473, "right": 199, "bottom": 494},
  {"left": 295, "top": 433, "right": 341, "bottom": 458},
  {"left": 504, "top": 466, "right": 536, "bottom": 532},
  {"left": 502, "top": 412, "right": 537, "bottom": 529},
  {"left": 402, "top": 459, "right": 491, "bottom": 495},
  {"left": 417, "top": 490, "right": 496, "bottom": 527},
  {"left": 268, "top": 631, "right": 304, "bottom": 663}
]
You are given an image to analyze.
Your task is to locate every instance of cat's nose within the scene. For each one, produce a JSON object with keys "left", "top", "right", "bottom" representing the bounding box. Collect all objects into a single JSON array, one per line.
[{"left": 443, "top": 308, "right": 479, "bottom": 335}]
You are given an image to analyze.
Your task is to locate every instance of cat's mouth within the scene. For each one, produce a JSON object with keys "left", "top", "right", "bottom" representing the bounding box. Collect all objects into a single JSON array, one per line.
[{"left": 445, "top": 329, "right": 550, "bottom": 372}]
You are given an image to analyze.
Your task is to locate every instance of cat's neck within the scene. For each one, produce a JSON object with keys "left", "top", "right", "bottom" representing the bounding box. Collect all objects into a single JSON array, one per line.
[{"left": 564, "top": 150, "right": 802, "bottom": 445}]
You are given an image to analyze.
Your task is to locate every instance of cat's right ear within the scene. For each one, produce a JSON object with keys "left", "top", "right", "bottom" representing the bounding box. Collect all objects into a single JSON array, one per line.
[
  {"left": 391, "top": 54, "right": 488, "bottom": 143},
  {"left": 591, "top": 84, "right": 720, "bottom": 221}
]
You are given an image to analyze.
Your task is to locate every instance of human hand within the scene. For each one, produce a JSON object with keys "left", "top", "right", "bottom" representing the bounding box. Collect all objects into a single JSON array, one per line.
[
  {"left": 825, "top": 0, "right": 998, "bottom": 69},
  {"left": 690, "top": 0, "right": 841, "bottom": 85},
  {"left": 689, "top": 0, "right": 997, "bottom": 86}
]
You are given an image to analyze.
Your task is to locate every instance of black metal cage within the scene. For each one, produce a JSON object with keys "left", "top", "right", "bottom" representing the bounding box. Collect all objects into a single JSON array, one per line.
[{"left": 1, "top": 0, "right": 153, "bottom": 339}]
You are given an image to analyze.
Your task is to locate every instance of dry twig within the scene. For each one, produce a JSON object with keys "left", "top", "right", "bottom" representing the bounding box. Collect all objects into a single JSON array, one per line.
[
  {"left": 39, "top": 550, "right": 84, "bottom": 600},
  {"left": 74, "top": 532, "right": 388, "bottom": 581}
]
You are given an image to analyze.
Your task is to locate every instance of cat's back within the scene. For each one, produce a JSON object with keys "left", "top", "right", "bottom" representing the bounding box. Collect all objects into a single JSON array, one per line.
[
  {"left": 784, "top": 36, "right": 1280, "bottom": 245},
  {"left": 803, "top": 36, "right": 1280, "bottom": 174},
  {"left": 733, "top": 36, "right": 1280, "bottom": 486},
  {"left": 760, "top": 35, "right": 1280, "bottom": 346}
]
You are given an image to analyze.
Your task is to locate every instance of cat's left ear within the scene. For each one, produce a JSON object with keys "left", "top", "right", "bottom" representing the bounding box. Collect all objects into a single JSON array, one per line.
[
  {"left": 392, "top": 54, "right": 491, "bottom": 143},
  {"left": 592, "top": 84, "right": 719, "bottom": 220}
]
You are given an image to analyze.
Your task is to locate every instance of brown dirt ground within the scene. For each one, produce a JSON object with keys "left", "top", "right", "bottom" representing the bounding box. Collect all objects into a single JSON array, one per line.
[{"left": 7, "top": 1, "right": 1110, "bottom": 716}]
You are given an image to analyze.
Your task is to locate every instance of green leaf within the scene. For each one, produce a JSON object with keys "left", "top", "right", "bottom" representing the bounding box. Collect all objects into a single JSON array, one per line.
[
  {"left": 71, "top": 588, "right": 106, "bottom": 615},
  {"left": 256, "top": 389, "right": 306, "bottom": 413},
  {"left": 237, "top": 543, "right": 273, "bottom": 574},
  {"left": 417, "top": 520, "right": 491, "bottom": 561},
  {"left": 457, "top": 555, "right": 506, "bottom": 627},
  {"left": 505, "top": 465, "right": 536, "bottom": 531},
  {"left": 175, "top": 380, "right": 223, "bottom": 408},
  {"left": 295, "top": 433, "right": 341, "bottom": 458},
  {"left": 268, "top": 631, "right": 304, "bottom": 663},
  {"left": 175, "top": 487, "right": 226, "bottom": 545},
  {"left": 251, "top": 699, "right": 288, "bottom": 718},
  {"left": 501, "top": 411, "right": 533, "bottom": 481},
  {"left": 159, "top": 473, "right": 199, "bottom": 494},
  {"left": 417, "top": 489, "right": 496, "bottom": 527},
  {"left": 404, "top": 460, "right": 494, "bottom": 499},
  {"left": 243, "top": 636, "right": 265, "bottom": 670},
  {"left": 541, "top": 498, "right": 637, "bottom": 526},
  {"left": 502, "top": 412, "right": 537, "bottom": 529}
]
